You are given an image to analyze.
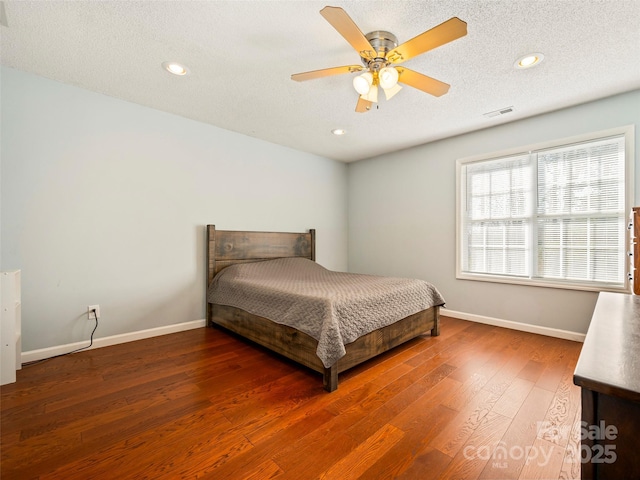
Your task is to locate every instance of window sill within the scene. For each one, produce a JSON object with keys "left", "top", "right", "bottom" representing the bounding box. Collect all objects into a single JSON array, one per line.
[{"left": 456, "top": 272, "right": 630, "bottom": 294}]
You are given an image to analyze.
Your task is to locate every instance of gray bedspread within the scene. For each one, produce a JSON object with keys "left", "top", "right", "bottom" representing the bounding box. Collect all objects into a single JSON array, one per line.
[{"left": 207, "top": 257, "right": 445, "bottom": 368}]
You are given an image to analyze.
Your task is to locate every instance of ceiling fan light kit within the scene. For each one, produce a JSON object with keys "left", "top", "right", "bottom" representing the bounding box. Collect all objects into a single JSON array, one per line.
[
  {"left": 353, "top": 71, "right": 373, "bottom": 94},
  {"left": 383, "top": 82, "right": 402, "bottom": 101},
  {"left": 379, "top": 67, "right": 399, "bottom": 89},
  {"left": 362, "top": 83, "right": 378, "bottom": 103},
  {"left": 291, "top": 6, "right": 467, "bottom": 113}
]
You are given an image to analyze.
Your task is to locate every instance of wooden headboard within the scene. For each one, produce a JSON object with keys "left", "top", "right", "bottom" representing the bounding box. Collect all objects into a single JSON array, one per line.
[{"left": 206, "top": 225, "right": 316, "bottom": 285}]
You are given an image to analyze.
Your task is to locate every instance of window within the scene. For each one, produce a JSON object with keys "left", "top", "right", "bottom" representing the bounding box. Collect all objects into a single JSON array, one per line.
[{"left": 457, "top": 126, "right": 634, "bottom": 292}]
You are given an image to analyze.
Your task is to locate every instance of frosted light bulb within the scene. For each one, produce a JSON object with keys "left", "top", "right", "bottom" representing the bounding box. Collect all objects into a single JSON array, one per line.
[{"left": 353, "top": 72, "right": 373, "bottom": 95}]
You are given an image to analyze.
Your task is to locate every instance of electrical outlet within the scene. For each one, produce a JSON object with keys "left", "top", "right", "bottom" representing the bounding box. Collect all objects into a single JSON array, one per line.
[{"left": 87, "top": 305, "right": 100, "bottom": 320}]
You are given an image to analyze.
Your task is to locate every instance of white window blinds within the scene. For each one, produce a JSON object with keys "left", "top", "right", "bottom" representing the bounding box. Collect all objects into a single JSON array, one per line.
[
  {"left": 462, "top": 154, "right": 532, "bottom": 277},
  {"left": 459, "top": 132, "right": 628, "bottom": 290},
  {"left": 535, "top": 137, "right": 626, "bottom": 284}
]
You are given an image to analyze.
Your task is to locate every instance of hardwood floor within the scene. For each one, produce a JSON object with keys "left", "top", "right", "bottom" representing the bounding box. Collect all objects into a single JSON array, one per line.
[{"left": 1, "top": 316, "right": 583, "bottom": 480}]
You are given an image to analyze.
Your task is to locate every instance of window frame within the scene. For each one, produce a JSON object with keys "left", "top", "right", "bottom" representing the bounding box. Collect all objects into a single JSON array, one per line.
[{"left": 456, "top": 125, "right": 635, "bottom": 293}]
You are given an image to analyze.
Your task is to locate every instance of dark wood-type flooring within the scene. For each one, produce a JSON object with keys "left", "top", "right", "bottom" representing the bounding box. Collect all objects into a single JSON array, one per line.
[{"left": 1, "top": 316, "right": 583, "bottom": 479}]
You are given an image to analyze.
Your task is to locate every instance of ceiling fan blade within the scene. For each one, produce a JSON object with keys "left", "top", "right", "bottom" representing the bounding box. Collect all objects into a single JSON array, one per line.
[
  {"left": 386, "top": 17, "right": 467, "bottom": 64},
  {"left": 355, "top": 96, "right": 373, "bottom": 113},
  {"left": 320, "top": 6, "right": 376, "bottom": 60},
  {"left": 291, "top": 65, "right": 363, "bottom": 82},
  {"left": 396, "top": 67, "right": 450, "bottom": 97}
]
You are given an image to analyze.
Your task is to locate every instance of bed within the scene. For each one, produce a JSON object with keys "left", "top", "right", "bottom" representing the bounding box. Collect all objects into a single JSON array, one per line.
[{"left": 206, "top": 225, "right": 444, "bottom": 391}]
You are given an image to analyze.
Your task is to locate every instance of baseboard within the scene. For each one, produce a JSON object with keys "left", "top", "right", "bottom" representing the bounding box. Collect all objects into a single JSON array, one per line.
[
  {"left": 21, "top": 319, "right": 207, "bottom": 363},
  {"left": 21, "top": 310, "right": 584, "bottom": 363},
  {"left": 442, "top": 309, "right": 586, "bottom": 342}
]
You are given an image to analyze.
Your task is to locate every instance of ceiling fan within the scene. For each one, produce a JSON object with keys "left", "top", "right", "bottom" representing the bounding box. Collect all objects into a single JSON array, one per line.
[{"left": 291, "top": 6, "right": 467, "bottom": 112}]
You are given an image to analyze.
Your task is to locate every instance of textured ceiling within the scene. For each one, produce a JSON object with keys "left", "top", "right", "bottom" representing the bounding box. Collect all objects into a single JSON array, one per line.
[{"left": 1, "top": 0, "right": 639, "bottom": 162}]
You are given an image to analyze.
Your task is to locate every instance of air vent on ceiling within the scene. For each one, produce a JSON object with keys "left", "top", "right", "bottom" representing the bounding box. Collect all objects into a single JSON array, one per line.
[{"left": 483, "top": 106, "right": 514, "bottom": 118}]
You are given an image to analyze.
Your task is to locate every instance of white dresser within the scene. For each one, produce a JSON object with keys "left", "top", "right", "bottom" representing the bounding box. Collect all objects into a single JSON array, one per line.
[{"left": 1, "top": 270, "right": 22, "bottom": 385}]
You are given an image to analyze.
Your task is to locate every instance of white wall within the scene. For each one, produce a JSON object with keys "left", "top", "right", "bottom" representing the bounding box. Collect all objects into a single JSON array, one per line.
[
  {"left": 3, "top": 66, "right": 637, "bottom": 354},
  {"left": 348, "top": 90, "right": 640, "bottom": 335},
  {"left": 1, "top": 67, "right": 348, "bottom": 352}
]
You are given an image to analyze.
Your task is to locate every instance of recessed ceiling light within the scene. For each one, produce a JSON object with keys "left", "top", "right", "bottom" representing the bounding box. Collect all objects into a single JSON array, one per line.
[
  {"left": 515, "top": 53, "right": 544, "bottom": 69},
  {"left": 162, "top": 61, "right": 189, "bottom": 76},
  {"left": 331, "top": 128, "right": 346, "bottom": 136}
]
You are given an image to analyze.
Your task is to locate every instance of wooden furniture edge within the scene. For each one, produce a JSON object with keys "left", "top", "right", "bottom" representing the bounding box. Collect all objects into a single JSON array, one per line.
[{"left": 633, "top": 207, "right": 639, "bottom": 295}]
